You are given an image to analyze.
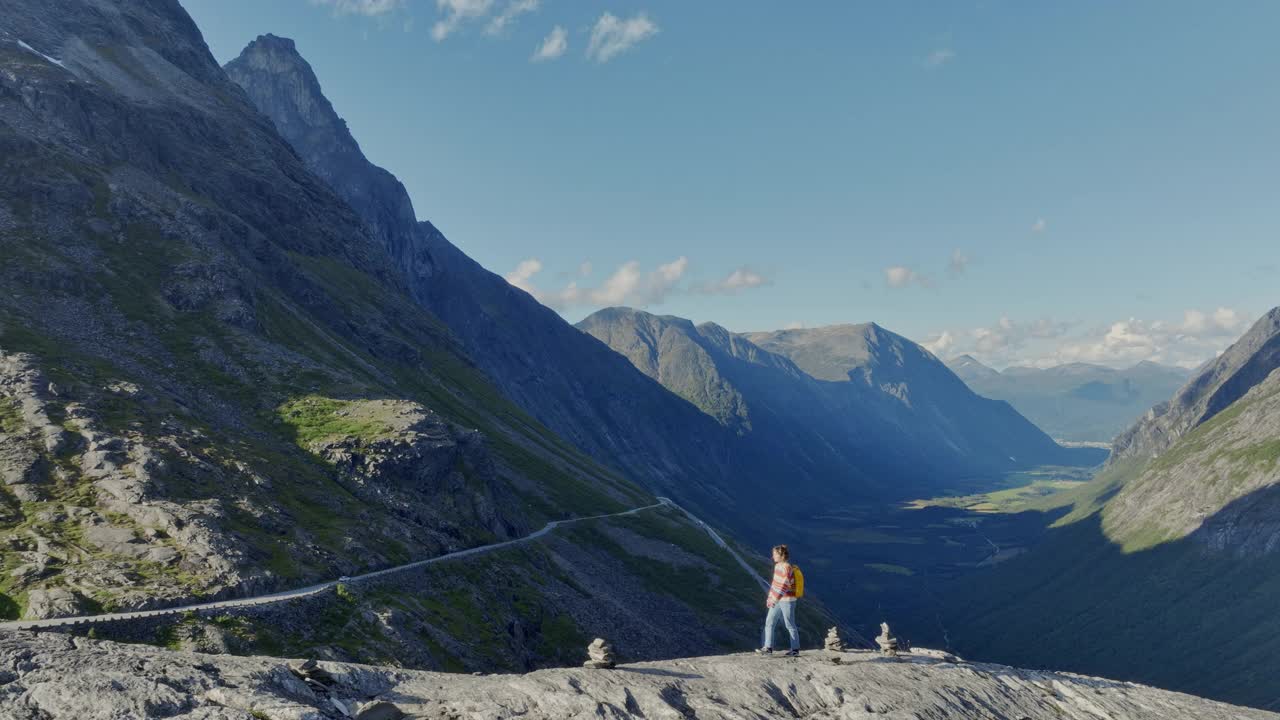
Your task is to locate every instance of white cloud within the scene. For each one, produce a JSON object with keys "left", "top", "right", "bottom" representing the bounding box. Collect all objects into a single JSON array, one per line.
[
  {"left": 702, "top": 267, "right": 769, "bottom": 294},
  {"left": 1213, "top": 307, "right": 1242, "bottom": 330},
  {"left": 586, "top": 12, "right": 659, "bottom": 63},
  {"left": 1180, "top": 307, "right": 1243, "bottom": 336},
  {"left": 312, "top": 0, "right": 405, "bottom": 16},
  {"left": 587, "top": 257, "right": 687, "bottom": 307},
  {"left": 929, "top": 307, "right": 1249, "bottom": 369},
  {"left": 784, "top": 321, "right": 805, "bottom": 330},
  {"left": 432, "top": 0, "right": 495, "bottom": 40},
  {"left": 532, "top": 25, "right": 568, "bottom": 62},
  {"left": 924, "top": 48, "right": 955, "bottom": 68},
  {"left": 503, "top": 257, "right": 769, "bottom": 311},
  {"left": 1032, "top": 218, "right": 1047, "bottom": 233},
  {"left": 503, "top": 258, "right": 543, "bottom": 293},
  {"left": 885, "top": 266, "right": 933, "bottom": 289},
  {"left": 885, "top": 266, "right": 915, "bottom": 288},
  {"left": 485, "top": 0, "right": 538, "bottom": 35},
  {"left": 923, "top": 330, "right": 955, "bottom": 357},
  {"left": 948, "top": 249, "right": 969, "bottom": 275}
]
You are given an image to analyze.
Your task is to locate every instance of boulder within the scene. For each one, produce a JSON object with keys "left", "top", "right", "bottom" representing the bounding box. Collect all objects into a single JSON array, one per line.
[
  {"left": 356, "top": 700, "right": 405, "bottom": 720},
  {"left": 23, "top": 588, "right": 85, "bottom": 619}
]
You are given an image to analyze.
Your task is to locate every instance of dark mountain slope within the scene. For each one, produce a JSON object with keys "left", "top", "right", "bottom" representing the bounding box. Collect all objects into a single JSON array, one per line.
[
  {"left": 940, "top": 307, "right": 1280, "bottom": 708},
  {"left": 223, "top": 35, "right": 877, "bottom": 528},
  {"left": 0, "top": 0, "right": 799, "bottom": 668},
  {"left": 744, "top": 324, "right": 1101, "bottom": 470}
]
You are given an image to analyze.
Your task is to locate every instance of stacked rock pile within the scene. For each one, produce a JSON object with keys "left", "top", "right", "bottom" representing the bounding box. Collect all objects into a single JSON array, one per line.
[
  {"left": 875, "top": 623, "right": 899, "bottom": 657},
  {"left": 583, "top": 638, "right": 616, "bottom": 669},
  {"left": 823, "top": 627, "right": 845, "bottom": 652}
]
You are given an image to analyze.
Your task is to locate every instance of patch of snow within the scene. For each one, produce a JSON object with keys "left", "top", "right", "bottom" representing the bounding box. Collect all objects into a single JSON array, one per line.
[{"left": 16, "top": 39, "right": 66, "bottom": 69}]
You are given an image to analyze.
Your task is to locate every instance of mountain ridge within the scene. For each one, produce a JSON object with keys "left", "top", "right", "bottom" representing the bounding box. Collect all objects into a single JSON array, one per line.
[
  {"left": 0, "top": 0, "right": 819, "bottom": 670},
  {"left": 581, "top": 308, "right": 1102, "bottom": 496},
  {"left": 1110, "top": 307, "right": 1280, "bottom": 461},
  {"left": 224, "top": 35, "right": 832, "bottom": 538},
  {"left": 942, "top": 306, "right": 1280, "bottom": 707},
  {"left": 948, "top": 355, "right": 1192, "bottom": 443}
]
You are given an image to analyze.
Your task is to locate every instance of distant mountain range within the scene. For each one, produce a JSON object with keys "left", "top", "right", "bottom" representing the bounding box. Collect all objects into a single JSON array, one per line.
[
  {"left": 579, "top": 310, "right": 1103, "bottom": 499},
  {"left": 943, "top": 307, "right": 1280, "bottom": 708},
  {"left": 946, "top": 356, "right": 1191, "bottom": 443}
]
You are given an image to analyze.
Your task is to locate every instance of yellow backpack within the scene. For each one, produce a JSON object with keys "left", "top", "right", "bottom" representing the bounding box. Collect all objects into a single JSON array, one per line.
[{"left": 792, "top": 566, "right": 805, "bottom": 598}]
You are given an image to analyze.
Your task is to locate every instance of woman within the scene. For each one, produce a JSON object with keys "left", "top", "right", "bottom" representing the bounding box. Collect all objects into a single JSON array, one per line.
[{"left": 756, "top": 544, "right": 800, "bottom": 656}]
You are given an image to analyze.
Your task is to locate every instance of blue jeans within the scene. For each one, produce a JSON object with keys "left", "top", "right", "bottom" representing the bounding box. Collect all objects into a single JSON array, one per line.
[{"left": 762, "top": 600, "right": 799, "bottom": 650}]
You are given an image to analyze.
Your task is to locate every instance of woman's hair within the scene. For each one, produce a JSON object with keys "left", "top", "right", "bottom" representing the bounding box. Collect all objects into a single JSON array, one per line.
[{"left": 772, "top": 544, "right": 790, "bottom": 561}]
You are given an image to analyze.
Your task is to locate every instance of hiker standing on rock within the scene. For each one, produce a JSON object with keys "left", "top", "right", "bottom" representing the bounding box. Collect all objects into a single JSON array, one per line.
[{"left": 756, "top": 544, "right": 803, "bottom": 656}]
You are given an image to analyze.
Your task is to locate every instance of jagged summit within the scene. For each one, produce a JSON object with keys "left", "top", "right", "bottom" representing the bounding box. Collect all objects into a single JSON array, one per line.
[{"left": 225, "top": 34, "right": 422, "bottom": 270}]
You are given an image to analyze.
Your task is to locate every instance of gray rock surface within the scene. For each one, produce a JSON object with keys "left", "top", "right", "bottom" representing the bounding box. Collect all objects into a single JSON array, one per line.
[{"left": 0, "top": 632, "right": 1272, "bottom": 720}]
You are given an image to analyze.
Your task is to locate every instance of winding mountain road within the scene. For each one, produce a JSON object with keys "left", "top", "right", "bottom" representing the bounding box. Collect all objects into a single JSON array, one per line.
[{"left": 0, "top": 498, "right": 764, "bottom": 631}]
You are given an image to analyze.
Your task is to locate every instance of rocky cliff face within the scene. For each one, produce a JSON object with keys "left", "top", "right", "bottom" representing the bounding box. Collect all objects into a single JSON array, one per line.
[
  {"left": 1111, "top": 308, "right": 1280, "bottom": 462},
  {"left": 3, "top": 631, "right": 1272, "bottom": 720},
  {"left": 223, "top": 35, "right": 429, "bottom": 290}
]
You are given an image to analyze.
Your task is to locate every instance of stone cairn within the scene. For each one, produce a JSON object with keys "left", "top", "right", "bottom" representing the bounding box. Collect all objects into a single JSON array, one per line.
[
  {"left": 583, "top": 638, "right": 616, "bottom": 669},
  {"left": 290, "top": 658, "right": 336, "bottom": 690},
  {"left": 875, "top": 622, "right": 899, "bottom": 657},
  {"left": 823, "top": 627, "right": 846, "bottom": 652}
]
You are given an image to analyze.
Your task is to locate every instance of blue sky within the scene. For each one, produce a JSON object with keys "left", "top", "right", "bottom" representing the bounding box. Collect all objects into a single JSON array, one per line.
[{"left": 182, "top": 0, "right": 1279, "bottom": 369}]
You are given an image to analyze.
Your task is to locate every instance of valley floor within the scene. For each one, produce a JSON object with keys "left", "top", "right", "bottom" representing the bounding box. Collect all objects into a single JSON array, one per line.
[
  {"left": 1, "top": 631, "right": 1271, "bottom": 719},
  {"left": 789, "top": 465, "right": 1095, "bottom": 648}
]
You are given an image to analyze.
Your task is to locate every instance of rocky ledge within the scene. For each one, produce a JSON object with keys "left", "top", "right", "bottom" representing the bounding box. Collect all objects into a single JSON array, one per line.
[{"left": 0, "top": 632, "right": 1273, "bottom": 720}]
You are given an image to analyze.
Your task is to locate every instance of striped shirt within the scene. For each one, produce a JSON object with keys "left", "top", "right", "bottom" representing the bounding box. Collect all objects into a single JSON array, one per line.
[{"left": 768, "top": 562, "right": 796, "bottom": 604}]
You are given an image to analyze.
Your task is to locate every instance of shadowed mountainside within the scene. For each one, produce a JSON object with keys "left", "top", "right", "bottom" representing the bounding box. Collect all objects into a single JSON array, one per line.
[
  {"left": 0, "top": 0, "right": 818, "bottom": 667},
  {"left": 941, "top": 307, "right": 1280, "bottom": 708}
]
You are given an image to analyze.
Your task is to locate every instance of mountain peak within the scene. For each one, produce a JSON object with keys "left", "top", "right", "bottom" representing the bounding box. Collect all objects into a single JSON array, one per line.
[
  {"left": 226, "top": 34, "right": 341, "bottom": 135},
  {"left": 250, "top": 33, "right": 298, "bottom": 51},
  {"left": 225, "top": 36, "right": 421, "bottom": 260}
]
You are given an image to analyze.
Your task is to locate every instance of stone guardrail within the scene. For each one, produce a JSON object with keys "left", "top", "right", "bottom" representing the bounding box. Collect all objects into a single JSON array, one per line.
[{"left": 0, "top": 501, "right": 669, "bottom": 631}]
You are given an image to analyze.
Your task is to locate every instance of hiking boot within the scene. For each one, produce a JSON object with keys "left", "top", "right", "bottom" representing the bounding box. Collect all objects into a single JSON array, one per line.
[
  {"left": 754, "top": 647, "right": 773, "bottom": 655},
  {"left": 784, "top": 649, "right": 799, "bottom": 657}
]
